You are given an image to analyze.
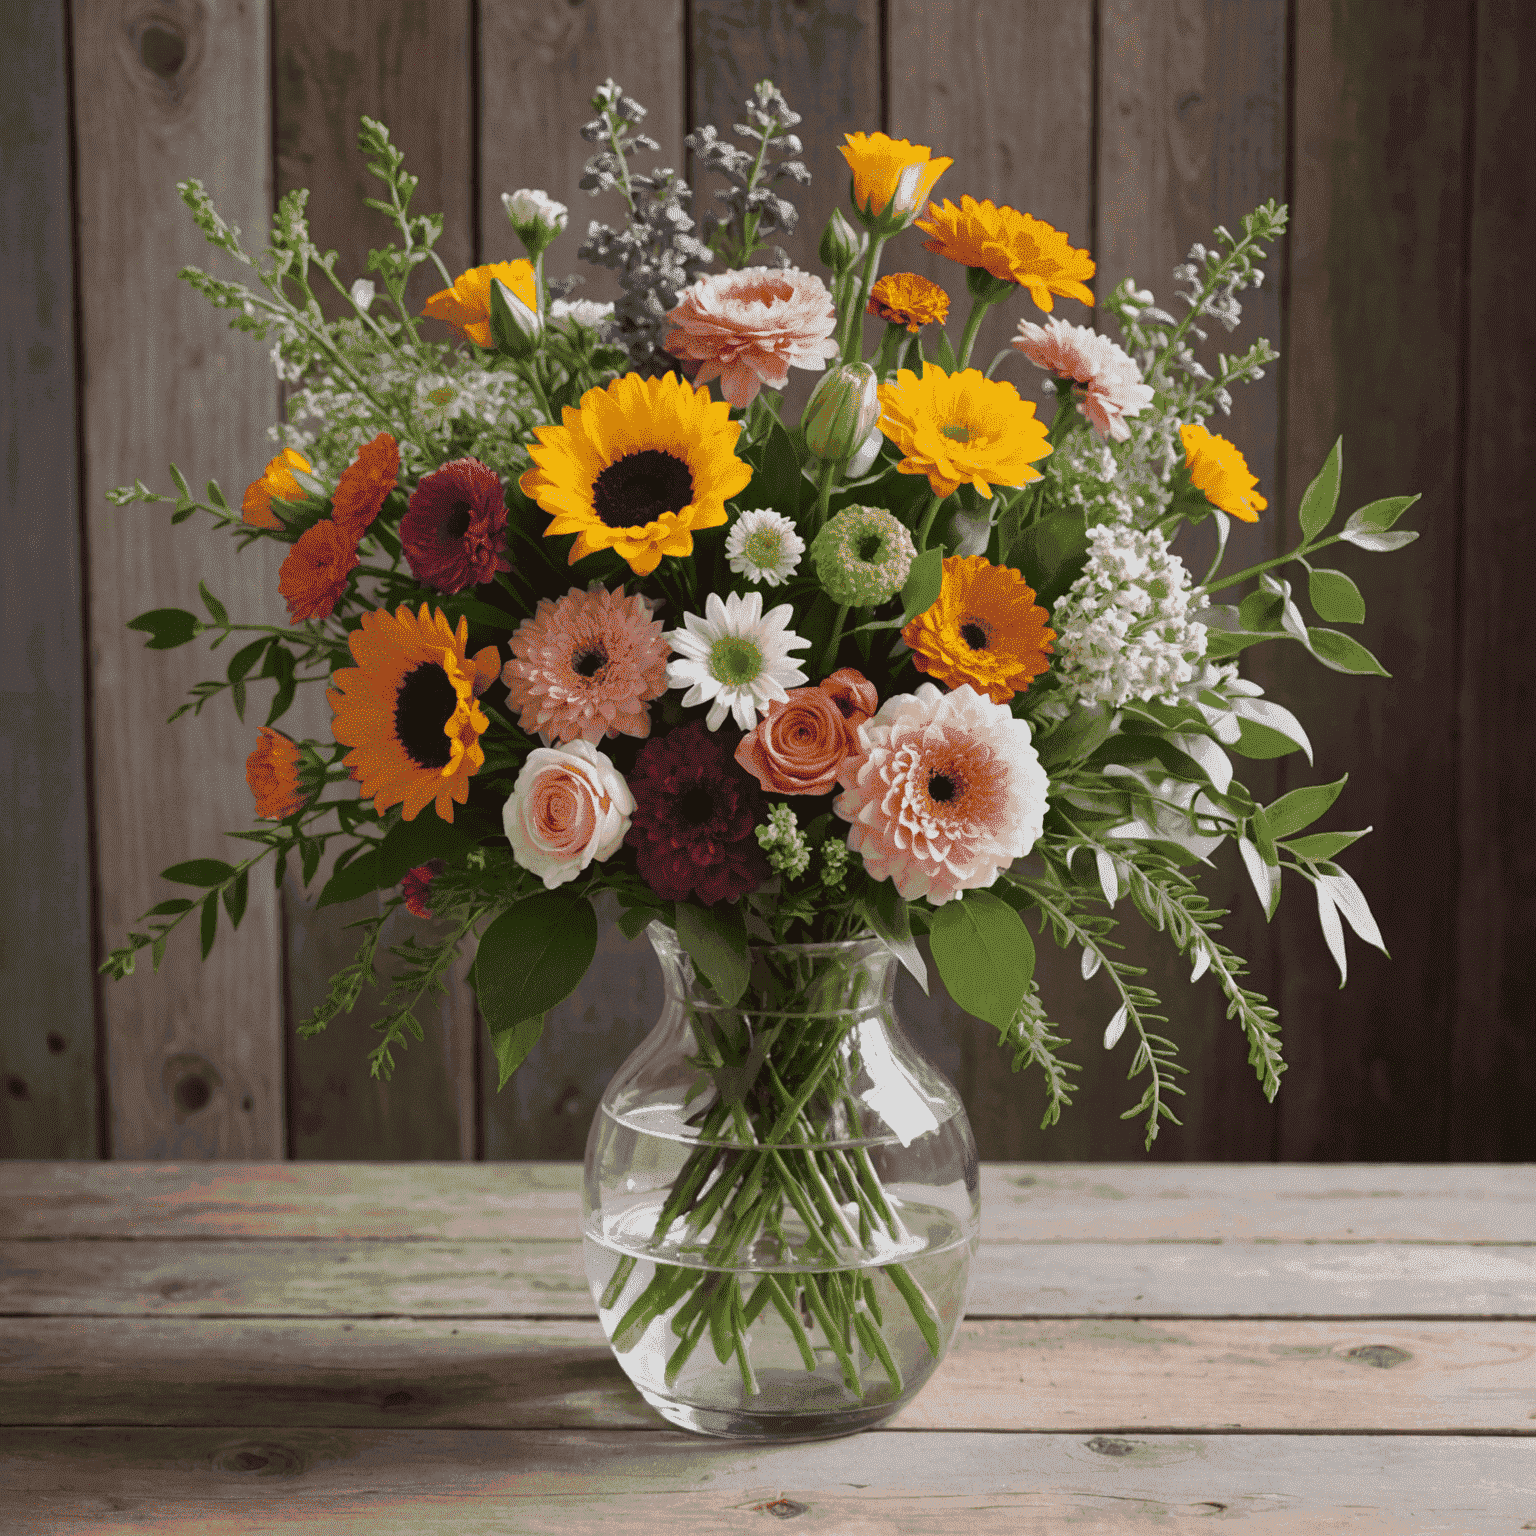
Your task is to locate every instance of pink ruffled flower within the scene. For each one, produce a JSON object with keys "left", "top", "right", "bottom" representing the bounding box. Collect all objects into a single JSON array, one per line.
[
  {"left": 663, "top": 268, "right": 840, "bottom": 407},
  {"left": 834, "top": 683, "right": 1049, "bottom": 906},
  {"left": 1012, "top": 318, "right": 1154, "bottom": 442},
  {"left": 502, "top": 585, "right": 670, "bottom": 746}
]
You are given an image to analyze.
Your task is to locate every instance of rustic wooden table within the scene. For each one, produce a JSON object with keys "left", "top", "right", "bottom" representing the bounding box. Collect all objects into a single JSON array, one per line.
[{"left": 2, "top": 1162, "right": 1533, "bottom": 1532}]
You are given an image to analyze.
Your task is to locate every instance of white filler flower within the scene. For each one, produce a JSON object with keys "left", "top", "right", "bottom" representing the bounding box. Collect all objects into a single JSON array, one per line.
[
  {"left": 725, "top": 508, "right": 806, "bottom": 586},
  {"left": 666, "top": 590, "right": 810, "bottom": 731}
]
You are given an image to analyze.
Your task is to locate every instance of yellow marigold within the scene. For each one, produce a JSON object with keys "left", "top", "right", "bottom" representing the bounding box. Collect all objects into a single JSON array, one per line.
[
  {"left": 878, "top": 362, "right": 1051, "bottom": 498},
  {"left": 1180, "top": 422, "right": 1267, "bottom": 522},
  {"left": 867, "top": 272, "right": 950, "bottom": 332},
  {"left": 241, "top": 447, "right": 310, "bottom": 530},
  {"left": 915, "top": 197, "right": 1095, "bottom": 312},
  {"left": 245, "top": 727, "right": 308, "bottom": 820},
  {"left": 422, "top": 260, "right": 538, "bottom": 349},
  {"left": 839, "top": 132, "right": 952, "bottom": 223},
  {"left": 903, "top": 555, "right": 1055, "bottom": 703}
]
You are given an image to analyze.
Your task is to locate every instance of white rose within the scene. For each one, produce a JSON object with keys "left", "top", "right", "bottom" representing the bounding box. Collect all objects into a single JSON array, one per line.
[
  {"left": 502, "top": 739, "right": 633, "bottom": 890},
  {"left": 502, "top": 188, "right": 568, "bottom": 235}
]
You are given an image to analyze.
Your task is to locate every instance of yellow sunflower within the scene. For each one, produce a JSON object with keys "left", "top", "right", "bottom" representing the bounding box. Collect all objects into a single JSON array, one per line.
[
  {"left": 903, "top": 555, "right": 1055, "bottom": 703},
  {"left": 915, "top": 197, "right": 1095, "bottom": 312},
  {"left": 327, "top": 604, "right": 501, "bottom": 823},
  {"left": 868, "top": 272, "right": 950, "bottom": 332},
  {"left": 878, "top": 363, "right": 1051, "bottom": 497},
  {"left": 422, "top": 261, "right": 538, "bottom": 349},
  {"left": 839, "top": 132, "right": 952, "bottom": 224},
  {"left": 520, "top": 371, "right": 753, "bottom": 577},
  {"left": 1180, "top": 422, "right": 1268, "bottom": 522}
]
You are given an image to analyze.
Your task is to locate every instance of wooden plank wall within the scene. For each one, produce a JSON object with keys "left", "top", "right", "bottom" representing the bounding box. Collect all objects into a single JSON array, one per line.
[{"left": 3, "top": 0, "right": 1532, "bottom": 1162}]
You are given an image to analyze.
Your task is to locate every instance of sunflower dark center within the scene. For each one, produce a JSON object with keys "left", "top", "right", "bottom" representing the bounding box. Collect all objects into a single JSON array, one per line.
[
  {"left": 394, "top": 662, "right": 459, "bottom": 770},
  {"left": 857, "top": 533, "right": 884, "bottom": 562},
  {"left": 961, "top": 621, "right": 989, "bottom": 650},
  {"left": 677, "top": 785, "right": 717, "bottom": 826},
  {"left": 927, "top": 772, "right": 957, "bottom": 804},
  {"left": 572, "top": 644, "right": 608, "bottom": 679},
  {"left": 593, "top": 449, "right": 694, "bottom": 529},
  {"left": 443, "top": 500, "right": 473, "bottom": 540}
]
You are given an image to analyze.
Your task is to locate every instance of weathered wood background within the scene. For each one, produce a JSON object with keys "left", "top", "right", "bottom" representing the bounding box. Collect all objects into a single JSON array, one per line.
[{"left": 3, "top": 0, "right": 1532, "bottom": 1162}]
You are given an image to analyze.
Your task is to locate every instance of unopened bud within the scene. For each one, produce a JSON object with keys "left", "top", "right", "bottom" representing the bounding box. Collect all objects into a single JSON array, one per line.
[
  {"left": 891, "top": 161, "right": 926, "bottom": 219},
  {"left": 802, "top": 363, "right": 880, "bottom": 463},
  {"left": 502, "top": 188, "right": 568, "bottom": 259},
  {"left": 845, "top": 425, "right": 884, "bottom": 479},
  {"left": 489, "top": 278, "right": 543, "bottom": 359},
  {"left": 818, "top": 208, "right": 862, "bottom": 276}
]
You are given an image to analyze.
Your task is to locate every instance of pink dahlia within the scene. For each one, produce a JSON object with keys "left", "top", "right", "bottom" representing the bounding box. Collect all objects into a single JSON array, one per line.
[
  {"left": 834, "top": 683, "right": 1049, "bottom": 906},
  {"left": 663, "top": 267, "right": 840, "bottom": 408},
  {"left": 502, "top": 585, "right": 669, "bottom": 746},
  {"left": 401, "top": 457, "right": 511, "bottom": 593},
  {"left": 1012, "top": 318, "right": 1154, "bottom": 442}
]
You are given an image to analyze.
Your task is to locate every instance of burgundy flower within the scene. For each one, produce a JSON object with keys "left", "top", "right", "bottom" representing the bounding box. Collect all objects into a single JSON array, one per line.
[
  {"left": 625, "top": 721, "right": 770, "bottom": 906},
  {"left": 400, "top": 860, "right": 445, "bottom": 918},
  {"left": 401, "top": 457, "right": 511, "bottom": 593}
]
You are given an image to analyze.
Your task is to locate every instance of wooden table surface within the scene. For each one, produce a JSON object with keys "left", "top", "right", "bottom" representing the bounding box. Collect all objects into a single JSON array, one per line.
[{"left": 2, "top": 1162, "right": 1533, "bottom": 1532}]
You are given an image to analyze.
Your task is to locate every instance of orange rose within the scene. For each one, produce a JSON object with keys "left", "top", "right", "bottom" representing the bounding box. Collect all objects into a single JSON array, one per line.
[{"left": 735, "top": 669, "right": 877, "bottom": 796}]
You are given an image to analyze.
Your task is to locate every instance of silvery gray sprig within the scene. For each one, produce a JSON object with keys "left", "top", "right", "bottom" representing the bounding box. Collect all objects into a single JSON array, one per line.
[
  {"left": 577, "top": 80, "right": 715, "bottom": 375},
  {"left": 688, "top": 79, "right": 811, "bottom": 270}
]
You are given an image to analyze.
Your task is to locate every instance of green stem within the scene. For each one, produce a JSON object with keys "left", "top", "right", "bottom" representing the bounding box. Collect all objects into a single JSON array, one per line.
[
  {"left": 841, "top": 233, "right": 889, "bottom": 363},
  {"left": 820, "top": 602, "right": 851, "bottom": 677},
  {"left": 915, "top": 491, "right": 947, "bottom": 551},
  {"left": 1202, "top": 533, "right": 1340, "bottom": 595},
  {"left": 955, "top": 293, "right": 990, "bottom": 371},
  {"left": 811, "top": 457, "right": 839, "bottom": 533}
]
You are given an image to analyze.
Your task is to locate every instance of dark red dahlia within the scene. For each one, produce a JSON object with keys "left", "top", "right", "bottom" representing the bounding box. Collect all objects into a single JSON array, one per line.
[
  {"left": 401, "top": 457, "right": 512, "bottom": 593},
  {"left": 400, "top": 860, "right": 445, "bottom": 918},
  {"left": 625, "top": 721, "right": 770, "bottom": 906}
]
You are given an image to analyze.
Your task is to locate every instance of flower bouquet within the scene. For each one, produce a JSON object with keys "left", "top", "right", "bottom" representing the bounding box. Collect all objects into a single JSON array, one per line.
[{"left": 105, "top": 79, "right": 1417, "bottom": 1435}]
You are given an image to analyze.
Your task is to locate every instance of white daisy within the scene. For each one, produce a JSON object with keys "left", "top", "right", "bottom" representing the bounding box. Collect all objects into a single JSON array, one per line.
[
  {"left": 666, "top": 590, "right": 811, "bottom": 731},
  {"left": 413, "top": 373, "right": 466, "bottom": 434},
  {"left": 724, "top": 508, "right": 805, "bottom": 587}
]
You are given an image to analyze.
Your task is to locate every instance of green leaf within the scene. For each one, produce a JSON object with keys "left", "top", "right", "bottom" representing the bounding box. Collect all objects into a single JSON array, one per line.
[
  {"left": 222, "top": 868, "right": 249, "bottom": 929},
  {"left": 1036, "top": 704, "right": 1114, "bottom": 768},
  {"left": 127, "top": 608, "right": 199, "bottom": 650},
  {"left": 1337, "top": 526, "right": 1418, "bottom": 553},
  {"left": 1263, "top": 775, "right": 1348, "bottom": 839},
  {"left": 1238, "top": 835, "right": 1281, "bottom": 920},
  {"left": 376, "top": 811, "right": 476, "bottom": 889},
  {"left": 315, "top": 843, "right": 385, "bottom": 909},
  {"left": 1297, "top": 437, "right": 1341, "bottom": 541},
  {"left": 734, "top": 418, "right": 803, "bottom": 517},
  {"left": 899, "top": 547, "right": 944, "bottom": 624},
  {"left": 675, "top": 901, "right": 751, "bottom": 1007},
  {"left": 198, "top": 581, "right": 228, "bottom": 626},
  {"left": 862, "top": 880, "right": 927, "bottom": 994},
  {"left": 490, "top": 1014, "right": 546, "bottom": 1089},
  {"left": 928, "top": 890, "right": 1035, "bottom": 1030},
  {"left": 206, "top": 479, "right": 231, "bottom": 514},
  {"left": 474, "top": 893, "right": 598, "bottom": 1033},
  {"left": 264, "top": 643, "right": 298, "bottom": 725},
  {"left": 170, "top": 463, "right": 193, "bottom": 503},
  {"left": 199, "top": 892, "right": 219, "bottom": 959},
  {"left": 1345, "top": 493, "right": 1418, "bottom": 532},
  {"left": 617, "top": 902, "right": 667, "bottom": 941},
  {"left": 163, "top": 858, "right": 237, "bottom": 887},
  {"left": 1232, "top": 716, "right": 1308, "bottom": 760},
  {"left": 1307, "top": 567, "right": 1366, "bottom": 624},
  {"left": 932, "top": 326, "right": 957, "bottom": 372},
  {"left": 1306, "top": 626, "right": 1390, "bottom": 677},
  {"left": 1285, "top": 828, "right": 1370, "bottom": 860},
  {"left": 144, "top": 898, "right": 195, "bottom": 918},
  {"left": 1007, "top": 507, "right": 1089, "bottom": 606}
]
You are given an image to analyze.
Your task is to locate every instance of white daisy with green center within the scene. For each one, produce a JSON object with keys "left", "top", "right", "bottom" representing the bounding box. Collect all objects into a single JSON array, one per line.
[
  {"left": 666, "top": 590, "right": 811, "bottom": 731},
  {"left": 724, "top": 508, "right": 806, "bottom": 587},
  {"left": 414, "top": 373, "right": 466, "bottom": 433}
]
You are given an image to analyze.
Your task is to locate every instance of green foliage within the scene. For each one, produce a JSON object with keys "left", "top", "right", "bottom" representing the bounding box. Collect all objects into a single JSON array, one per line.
[
  {"left": 474, "top": 893, "right": 598, "bottom": 1037},
  {"left": 997, "top": 981, "right": 1082, "bottom": 1130},
  {"left": 899, "top": 547, "right": 943, "bottom": 624},
  {"left": 676, "top": 901, "right": 752, "bottom": 1007},
  {"left": 930, "top": 891, "right": 1036, "bottom": 1031}
]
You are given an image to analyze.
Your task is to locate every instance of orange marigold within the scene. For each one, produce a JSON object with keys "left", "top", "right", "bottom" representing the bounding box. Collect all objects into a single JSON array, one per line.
[
  {"left": 422, "top": 260, "right": 538, "bottom": 349},
  {"left": 1180, "top": 423, "right": 1268, "bottom": 522},
  {"left": 332, "top": 432, "right": 400, "bottom": 540},
  {"left": 278, "top": 520, "right": 359, "bottom": 624},
  {"left": 245, "top": 727, "right": 308, "bottom": 820},
  {"left": 915, "top": 197, "right": 1095, "bottom": 312},
  {"left": 902, "top": 554, "right": 1055, "bottom": 703},
  {"left": 241, "top": 447, "right": 311, "bottom": 530},
  {"left": 867, "top": 272, "right": 950, "bottom": 332}
]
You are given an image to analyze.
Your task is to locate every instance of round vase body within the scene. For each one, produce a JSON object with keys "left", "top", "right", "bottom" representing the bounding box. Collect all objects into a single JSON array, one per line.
[{"left": 582, "top": 926, "right": 979, "bottom": 1441}]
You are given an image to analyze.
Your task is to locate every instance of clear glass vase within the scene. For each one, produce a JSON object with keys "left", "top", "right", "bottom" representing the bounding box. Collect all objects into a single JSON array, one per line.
[{"left": 582, "top": 925, "right": 979, "bottom": 1440}]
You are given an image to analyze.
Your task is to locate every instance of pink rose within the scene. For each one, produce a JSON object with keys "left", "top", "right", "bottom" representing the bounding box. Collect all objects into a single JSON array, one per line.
[
  {"left": 735, "top": 669, "right": 877, "bottom": 796},
  {"left": 502, "top": 740, "right": 634, "bottom": 889}
]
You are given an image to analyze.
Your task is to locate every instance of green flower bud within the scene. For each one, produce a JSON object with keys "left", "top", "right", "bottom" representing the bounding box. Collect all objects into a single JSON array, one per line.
[
  {"left": 489, "top": 277, "right": 543, "bottom": 360},
  {"left": 810, "top": 504, "right": 916, "bottom": 607},
  {"left": 502, "top": 189, "right": 568, "bottom": 260},
  {"left": 802, "top": 363, "right": 880, "bottom": 463},
  {"left": 818, "top": 208, "right": 863, "bottom": 276}
]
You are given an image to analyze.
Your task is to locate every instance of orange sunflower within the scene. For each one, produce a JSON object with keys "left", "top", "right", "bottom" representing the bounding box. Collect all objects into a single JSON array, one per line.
[
  {"left": 1180, "top": 423, "right": 1268, "bottom": 522},
  {"left": 915, "top": 197, "right": 1095, "bottom": 312},
  {"left": 867, "top": 272, "right": 950, "bottom": 332},
  {"left": 422, "top": 260, "right": 538, "bottom": 349},
  {"left": 332, "top": 432, "right": 400, "bottom": 539},
  {"left": 242, "top": 447, "right": 311, "bottom": 530},
  {"left": 839, "top": 132, "right": 952, "bottom": 224},
  {"left": 245, "top": 727, "right": 308, "bottom": 820},
  {"left": 520, "top": 371, "right": 752, "bottom": 577},
  {"left": 278, "top": 520, "right": 360, "bottom": 624},
  {"left": 903, "top": 555, "right": 1055, "bottom": 703},
  {"left": 327, "top": 604, "right": 501, "bottom": 823},
  {"left": 878, "top": 363, "right": 1051, "bottom": 497}
]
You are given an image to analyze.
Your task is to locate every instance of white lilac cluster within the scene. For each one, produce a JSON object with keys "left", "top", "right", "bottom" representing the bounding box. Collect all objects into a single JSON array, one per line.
[{"left": 1052, "top": 522, "right": 1209, "bottom": 709}]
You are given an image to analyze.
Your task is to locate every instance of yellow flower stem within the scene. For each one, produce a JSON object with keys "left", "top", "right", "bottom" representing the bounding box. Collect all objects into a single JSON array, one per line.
[
  {"left": 516, "top": 358, "right": 556, "bottom": 424},
  {"left": 955, "top": 292, "right": 992, "bottom": 371},
  {"left": 873, "top": 321, "right": 905, "bottom": 380},
  {"left": 841, "top": 233, "right": 889, "bottom": 363},
  {"left": 915, "top": 491, "right": 947, "bottom": 551},
  {"left": 819, "top": 602, "right": 851, "bottom": 676},
  {"left": 812, "top": 457, "right": 840, "bottom": 533}
]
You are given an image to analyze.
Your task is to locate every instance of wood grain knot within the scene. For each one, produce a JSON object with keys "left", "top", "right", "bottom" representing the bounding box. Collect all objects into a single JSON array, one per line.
[
  {"left": 46, "top": 1033, "right": 67, "bottom": 1054},
  {"left": 124, "top": 5, "right": 205, "bottom": 106},
  {"left": 138, "top": 23, "right": 186, "bottom": 79},
  {"left": 163, "top": 1053, "right": 222, "bottom": 1121},
  {"left": 1346, "top": 1344, "right": 1412, "bottom": 1369},
  {"left": 381, "top": 1389, "right": 415, "bottom": 1410},
  {"left": 761, "top": 1500, "right": 808, "bottom": 1519},
  {"left": 1086, "top": 1436, "right": 1137, "bottom": 1457},
  {"left": 4, "top": 1075, "right": 28, "bottom": 1100},
  {"left": 212, "top": 1442, "right": 306, "bottom": 1478}
]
